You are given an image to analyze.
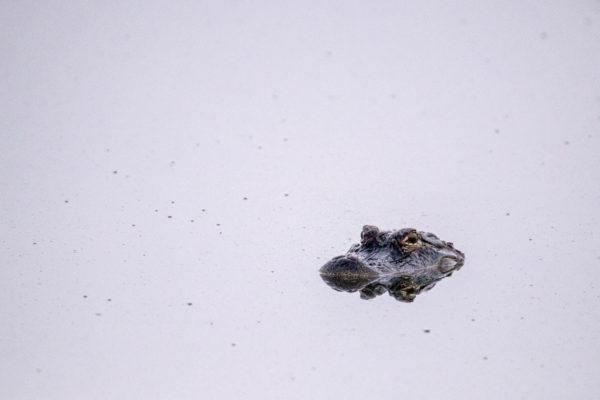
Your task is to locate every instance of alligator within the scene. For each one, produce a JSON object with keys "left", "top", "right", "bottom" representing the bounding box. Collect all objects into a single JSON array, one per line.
[{"left": 319, "top": 225, "right": 465, "bottom": 302}]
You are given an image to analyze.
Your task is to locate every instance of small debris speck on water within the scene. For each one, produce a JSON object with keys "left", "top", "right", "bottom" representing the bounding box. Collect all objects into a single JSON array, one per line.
[
  {"left": 168, "top": 216, "right": 172, "bottom": 219},
  {"left": 284, "top": 193, "right": 289, "bottom": 197},
  {"left": 231, "top": 343, "right": 236, "bottom": 347},
  {"left": 113, "top": 170, "right": 118, "bottom": 174},
  {"left": 64, "top": 200, "right": 69, "bottom": 203},
  {"left": 506, "top": 212, "right": 510, "bottom": 216},
  {"left": 243, "top": 197, "right": 248, "bottom": 200},
  {"left": 83, "top": 295, "right": 87, "bottom": 298},
  {"left": 423, "top": 329, "right": 431, "bottom": 333},
  {"left": 107, "top": 298, "right": 112, "bottom": 302},
  {"left": 187, "top": 302, "right": 192, "bottom": 306}
]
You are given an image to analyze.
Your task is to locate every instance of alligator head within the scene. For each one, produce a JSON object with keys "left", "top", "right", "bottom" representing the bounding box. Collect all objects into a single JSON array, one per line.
[{"left": 320, "top": 225, "right": 465, "bottom": 302}]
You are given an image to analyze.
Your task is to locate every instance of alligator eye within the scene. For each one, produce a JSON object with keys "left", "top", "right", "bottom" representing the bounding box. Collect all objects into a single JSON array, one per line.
[{"left": 401, "top": 232, "right": 421, "bottom": 246}]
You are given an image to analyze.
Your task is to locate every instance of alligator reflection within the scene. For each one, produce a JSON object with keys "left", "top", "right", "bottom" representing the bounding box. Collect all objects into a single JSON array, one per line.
[{"left": 319, "top": 225, "right": 465, "bottom": 302}]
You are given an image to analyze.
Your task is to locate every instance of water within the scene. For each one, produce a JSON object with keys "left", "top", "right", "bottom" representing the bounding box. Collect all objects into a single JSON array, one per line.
[{"left": 1, "top": 2, "right": 599, "bottom": 399}]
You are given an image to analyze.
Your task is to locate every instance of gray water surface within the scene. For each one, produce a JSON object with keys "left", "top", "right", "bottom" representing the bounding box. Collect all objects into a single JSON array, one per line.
[{"left": 2, "top": 2, "right": 600, "bottom": 399}]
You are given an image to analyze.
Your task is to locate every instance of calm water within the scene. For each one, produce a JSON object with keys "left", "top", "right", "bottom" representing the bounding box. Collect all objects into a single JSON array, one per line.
[{"left": 2, "top": 2, "right": 599, "bottom": 399}]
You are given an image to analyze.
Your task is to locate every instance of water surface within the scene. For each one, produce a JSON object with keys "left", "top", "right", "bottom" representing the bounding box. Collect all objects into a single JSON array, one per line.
[{"left": 1, "top": 2, "right": 599, "bottom": 399}]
